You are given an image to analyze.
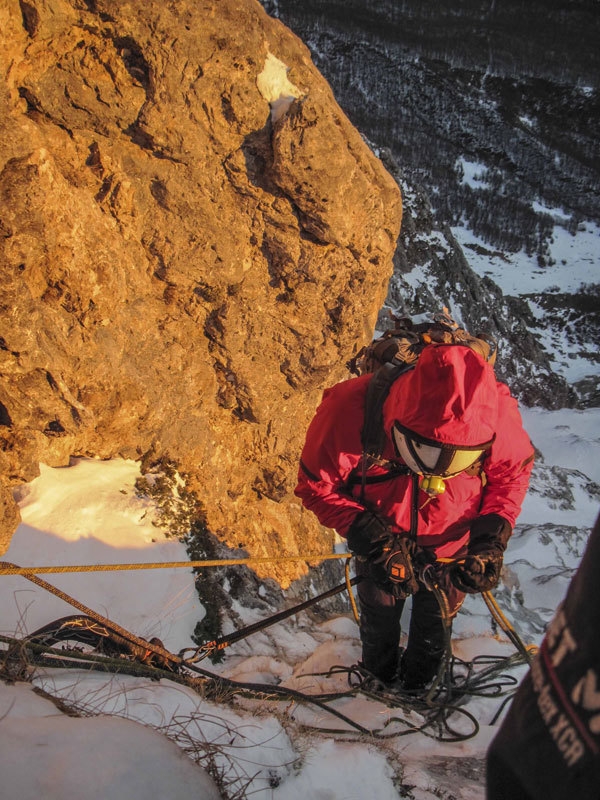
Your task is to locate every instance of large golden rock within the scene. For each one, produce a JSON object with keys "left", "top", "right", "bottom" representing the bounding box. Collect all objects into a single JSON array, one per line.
[{"left": 0, "top": 0, "right": 401, "bottom": 583}]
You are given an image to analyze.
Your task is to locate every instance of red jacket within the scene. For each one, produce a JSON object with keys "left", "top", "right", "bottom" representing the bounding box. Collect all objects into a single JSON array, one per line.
[{"left": 295, "top": 345, "right": 534, "bottom": 558}]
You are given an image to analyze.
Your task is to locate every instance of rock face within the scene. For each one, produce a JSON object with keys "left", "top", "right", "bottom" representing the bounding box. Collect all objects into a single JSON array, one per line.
[
  {"left": 0, "top": 0, "right": 402, "bottom": 580},
  {"left": 263, "top": 0, "right": 600, "bottom": 253}
]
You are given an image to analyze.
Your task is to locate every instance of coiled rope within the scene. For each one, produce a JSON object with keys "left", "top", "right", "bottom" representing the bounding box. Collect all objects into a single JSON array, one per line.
[
  {"left": 0, "top": 553, "right": 534, "bottom": 742},
  {"left": 0, "top": 630, "right": 482, "bottom": 742}
]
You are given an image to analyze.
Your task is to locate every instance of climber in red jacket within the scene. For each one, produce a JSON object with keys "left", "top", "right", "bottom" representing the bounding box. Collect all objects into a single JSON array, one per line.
[{"left": 295, "top": 344, "right": 534, "bottom": 690}]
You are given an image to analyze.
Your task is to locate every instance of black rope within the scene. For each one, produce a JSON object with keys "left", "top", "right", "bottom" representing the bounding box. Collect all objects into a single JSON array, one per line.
[
  {"left": 0, "top": 629, "right": 488, "bottom": 742},
  {"left": 1, "top": 552, "right": 533, "bottom": 742},
  {"left": 184, "top": 576, "right": 361, "bottom": 661}
]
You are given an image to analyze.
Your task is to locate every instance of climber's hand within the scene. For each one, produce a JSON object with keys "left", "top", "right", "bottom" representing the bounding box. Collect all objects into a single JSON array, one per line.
[
  {"left": 449, "top": 552, "right": 504, "bottom": 593},
  {"left": 346, "top": 511, "right": 394, "bottom": 559},
  {"left": 369, "top": 536, "right": 419, "bottom": 599},
  {"left": 449, "top": 513, "right": 511, "bottom": 594}
]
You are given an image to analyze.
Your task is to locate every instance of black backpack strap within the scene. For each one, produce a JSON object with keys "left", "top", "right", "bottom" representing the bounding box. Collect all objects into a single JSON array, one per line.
[
  {"left": 357, "top": 361, "right": 414, "bottom": 504},
  {"left": 360, "top": 362, "right": 414, "bottom": 458},
  {"left": 345, "top": 463, "right": 412, "bottom": 487},
  {"left": 409, "top": 471, "right": 420, "bottom": 539}
]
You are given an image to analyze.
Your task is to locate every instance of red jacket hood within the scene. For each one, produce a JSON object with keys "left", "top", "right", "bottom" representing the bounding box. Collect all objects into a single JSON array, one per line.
[{"left": 383, "top": 344, "right": 498, "bottom": 446}]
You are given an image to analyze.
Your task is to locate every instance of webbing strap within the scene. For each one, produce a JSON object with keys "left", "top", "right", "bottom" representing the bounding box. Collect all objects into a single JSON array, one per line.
[
  {"left": 199, "top": 576, "right": 361, "bottom": 656},
  {"left": 360, "top": 362, "right": 413, "bottom": 458},
  {"left": 358, "top": 362, "right": 413, "bottom": 505}
]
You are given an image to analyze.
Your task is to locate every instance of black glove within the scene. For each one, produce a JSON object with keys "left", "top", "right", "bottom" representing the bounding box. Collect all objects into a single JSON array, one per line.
[
  {"left": 347, "top": 513, "right": 432, "bottom": 598},
  {"left": 449, "top": 513, "right": 512, "bottom": 594},
  {"left": 346, "top": 511, "right": 394, "bottom": 559},
  {"left": 369, "top": 536, "right": 420, "bottom": 599}
]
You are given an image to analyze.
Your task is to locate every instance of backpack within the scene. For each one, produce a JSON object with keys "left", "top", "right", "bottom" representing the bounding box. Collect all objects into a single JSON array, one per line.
[
  {"left": 348, "top": 310, "right": 497, "bottom": 461},
  {"left": 347, "top": 309, "right": 497, "bottom": 377}
]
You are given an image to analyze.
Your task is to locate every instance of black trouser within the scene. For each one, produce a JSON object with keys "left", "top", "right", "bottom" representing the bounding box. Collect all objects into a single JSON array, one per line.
[
  {"left": 357, "top": 564, "right": 450, "bottom": 687},
  {"left": 486, "top": 748, "right": 535, "bottom": 800}
]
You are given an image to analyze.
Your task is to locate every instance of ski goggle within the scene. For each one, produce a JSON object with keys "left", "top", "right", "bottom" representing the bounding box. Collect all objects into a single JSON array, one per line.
[{"left": 392, "top": 421, "right": 494, "bottom": 479}]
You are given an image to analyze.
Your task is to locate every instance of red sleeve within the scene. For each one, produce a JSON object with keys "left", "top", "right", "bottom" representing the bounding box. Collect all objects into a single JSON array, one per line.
[
  {"left": 294, "top": 376, "right": 371, "bottom": 537},
  {"left": 480, "top": 382, "right": 535, "bottom": 526}
]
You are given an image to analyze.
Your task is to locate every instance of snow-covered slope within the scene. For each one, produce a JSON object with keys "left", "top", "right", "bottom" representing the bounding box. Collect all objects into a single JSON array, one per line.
[
  {"left": 1, "top": 408, "right": 598, "bottom": 800},
  {"left": 261, "top": 0, "right": 600, "bottom": 410}
]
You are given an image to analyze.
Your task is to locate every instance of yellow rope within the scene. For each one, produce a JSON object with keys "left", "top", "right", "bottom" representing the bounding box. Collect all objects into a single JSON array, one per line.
[
  {"left": 3, "top": 566, "right": 183, "bottom": 666},
  {"left": 0, "top": 552, "right": 352, "bottom": 576},
  {"left": 345, "top": 559, "right": 360, "bottom": 623},
  {"left": 482, "top": 590, "right": 539, "bottom": 661}
]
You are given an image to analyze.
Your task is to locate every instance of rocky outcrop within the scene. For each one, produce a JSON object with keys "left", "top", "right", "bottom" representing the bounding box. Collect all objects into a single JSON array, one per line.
[{"left": 0, "top": 0, "right": 402, "bottom": 579}]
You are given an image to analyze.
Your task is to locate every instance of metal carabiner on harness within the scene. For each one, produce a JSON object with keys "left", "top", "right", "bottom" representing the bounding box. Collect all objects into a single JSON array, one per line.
[{"left": 418, "top": 561, "right": 438, "bottom": 592}]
